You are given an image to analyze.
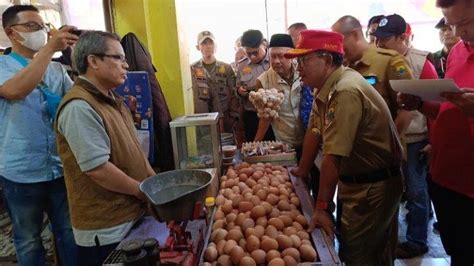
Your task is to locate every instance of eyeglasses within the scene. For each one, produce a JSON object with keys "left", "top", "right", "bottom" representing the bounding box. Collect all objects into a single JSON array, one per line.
[
  {"left": 93, "top": 54, "right": 127, "bottom": 63},
  {"left": 246, "top": 50, "right": 260, "bottom": 57},
  {"left": 297, "top": 52, "right": 332, "bottom": 67},
  {"left": 10, "top": 22, "right": 51, "bottom": 32}
]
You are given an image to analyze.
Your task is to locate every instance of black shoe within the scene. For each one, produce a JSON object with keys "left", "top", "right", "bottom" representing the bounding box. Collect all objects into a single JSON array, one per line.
[{"left": 395, "top": 242, "right": 428, "bottom": 259}]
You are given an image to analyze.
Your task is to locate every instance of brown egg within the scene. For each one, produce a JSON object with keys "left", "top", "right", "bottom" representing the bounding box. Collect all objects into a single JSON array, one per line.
[
  {"left": 239, "top": 173, "right": 248, "bottom": 182},
  {"left": 223, "top": 239, "right": 238, "bottom": 254},
  {"left": 269, "top": 187, "right": 280, "bottom": 195},
  {"left": 292, "top": 222, "right": 304, "bottom": 231},
  {"left": 238, "top": 162, "right": 250, "bottom": 170},
  {"left": 269, "top": 208, "right": 281, "bottom": 218},
  {"left": 261, "top": 238, "right": 279, "bottom": 252},
  {"left": 211, "top": 228, "right": 227, "bottom": 243},
  {"left": 289, "top": 235, "right": 301, "bottom": 248},
  {"left": 266, "top": 249, "right": 280, "bottom": 261},
  {"left": 299, "top": 244, "right": 317, "bottom": 262},
  {"left": 212, "top": 219, "right": 226, "bottom": 231},
  {"left": 252, "top": 170, "right": 264, "bottom": 179},
  {"left": 283, "top": 227, "right": 297, "bottom": 236},
  {"left": 281, "top": 247, "right": 300, "bottom": 262},
  {"left": 266, "top": 194, "right": 279, "bottom": 205},
  {"left": 231, "top": 195, "right": 243, "bottom": 208},
  {"left": 250, "top": 195, "right": 261, "bottom": 206},
  {"left": 227, "top": 228, "right": 244, "bottom": 242},
  {"left": 264, "top": 225, "right": 278, "bottom": 239},
  {"left": 226, "top": 213, "right": 237, "bottom": 224},
  {"left": 245, "top": 235, "right": 260, "bottom": 252},
  {"left": 217, "top": 254, "right": 232, "bottom": 266},
  {"left": 259, "top": 202, "right": 272, "bottom": 216},
  {"left": 255, "top": 216, "right": 267, "bottom": 227},
  {"left": 295, "top": 215, "right": 308, "bottom": 227},
  {"left": 216, "top": 195, "right": 226, "bottom": 206},
  {"left": 244, "top": 227, "right": 256, "bottom": 239},
  {"left": 238, "top": 201, "right": 254, "bottom": 213},
  {"left": 276, "top": 235, "right": 293, "bottom": 250},
  {"left": 216, "top": 239, "right": 226, "bottom": 255},
  {"left": 204, "top": 246, "right": 218, "bottom": 262},
  {"left": 296, "top": 231, "right": 310, "bottom": 240},
  {"left": 202, "top": 262, "right": 212, "bottom": 266},
  {"left": 279, "top": 215, "right": 292, "bottom": 227},
  {"left": 283, "top": 255, "right": 298, "bottom": 266},
  {"left": 239, "top": 256, "right": 256, "bottom": 266},
  {"left": 301, "top": 239, "right": 312, "bottom": 246},
  {"left": 241, "top": 218, "right": 255, "bottom": 232},
  {"left": 225, "top": 222, "right": 235, "bottom": 231},
  {"left": 290, "top": 196, "right": 300, "bottom": 207},
  {"left": 222, "top": 201, "right": 233, "bottom": 214},
  {"left": 268, "top": 218, "right": 284, "bottom": 231},
  {"left": 277, "top": 200, "right": 291, "bottom": 211},
  {"left": 245, "top": 178, "right": 257, "bottom": 188},
  {"left": 240, "top": 167, "right": 255, "bottom": 177},
  {"left": 255, "top": 187, "right": 267, "bottom": 200},
  {"left": 250, "top": 249, "right": 266, "bottom": 265},
  {"left": 250, "top": 206, "right": 266, "bottom": 219},
  {"left": 268, "top": 257, "right": 285, "bottom": 266},
  {"left": 214, "top": 209, "right": 225, "bottom": 220},
  {"left": 253, "top": 225, "right": 265, "bottom": 239},
  {"left": 232, "top": 186, "right": 241, "bottom": 194},
  {"left": 239, "top": 238, "right": 246, "bottom": 249},
  {"left": 230, "top": 245, "right": 245, "bottom": 265},
  {"left": 234, "top": 213, "right": 246, "bottom": 226}
]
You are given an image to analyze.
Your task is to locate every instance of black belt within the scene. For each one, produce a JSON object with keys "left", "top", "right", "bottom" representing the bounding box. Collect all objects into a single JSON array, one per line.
[{"left": 340, "top": 166, "right": 401, "bottom": 184}]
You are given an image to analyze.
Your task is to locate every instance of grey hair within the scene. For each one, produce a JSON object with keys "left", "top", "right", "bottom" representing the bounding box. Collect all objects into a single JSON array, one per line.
[{"left": 72, "top": 30, "right": 121, "bottom": 74}]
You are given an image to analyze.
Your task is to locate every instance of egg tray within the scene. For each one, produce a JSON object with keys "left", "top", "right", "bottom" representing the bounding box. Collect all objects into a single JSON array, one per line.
[{"left": 198, "top": 165, "right": 342, "bottom": 265}]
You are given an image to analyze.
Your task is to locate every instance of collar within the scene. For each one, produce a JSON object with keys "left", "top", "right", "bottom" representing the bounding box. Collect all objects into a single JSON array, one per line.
[
  {"left": 353, "top": 45, "right": 375, "bottom": 68},
  {"left": 76, "top": 76, "right": 122, "bottom": 107},
  {"left": 316, "top": 66, "right": 345, "bottom": 104}
]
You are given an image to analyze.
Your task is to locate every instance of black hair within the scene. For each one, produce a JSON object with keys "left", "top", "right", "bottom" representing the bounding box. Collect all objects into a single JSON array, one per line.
[
  {"left": 314, "top": 50, "right": 344, "bottom": 67},
  {"left": 241, "top": 29, "right": 264, "bottom": 48},
  {"left": 368, "top": 15, "right": 384, "bottom": 26},
  {"left": 436, "top": 0, "right": 471, "bottom": 7},
  {"left": 2, "top": 5, "right": 39, "bottom": 29},
  {"left": 288, "top": 22, "right": 307, "bottom": 30}
]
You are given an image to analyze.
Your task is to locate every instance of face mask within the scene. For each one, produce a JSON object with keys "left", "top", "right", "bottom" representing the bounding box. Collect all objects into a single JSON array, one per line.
[{"left": 14, "top": 29, "right": 47, "bottom": 51}]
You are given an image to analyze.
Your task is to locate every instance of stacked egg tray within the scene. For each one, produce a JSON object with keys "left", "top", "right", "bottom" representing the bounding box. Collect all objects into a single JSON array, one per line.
[{"left": 198, "top": 162, "right": 341, "bottom": 265}]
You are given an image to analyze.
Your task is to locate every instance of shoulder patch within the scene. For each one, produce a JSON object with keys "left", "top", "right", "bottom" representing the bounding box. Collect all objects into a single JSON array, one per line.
[
  {"left": 218, "top": 65, "right": 226, "bottom": 74},
  {"left": 194, "top": 67, "right": 205, "bottom": 78},
  {"left": 242, "top": 66, "right": 252, "bottom": 74}
]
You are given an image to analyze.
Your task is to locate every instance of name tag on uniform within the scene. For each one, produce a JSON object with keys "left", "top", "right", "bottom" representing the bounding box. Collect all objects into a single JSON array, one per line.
[{"left": 364, "top": 75, "right": 378, "bottom": 85}]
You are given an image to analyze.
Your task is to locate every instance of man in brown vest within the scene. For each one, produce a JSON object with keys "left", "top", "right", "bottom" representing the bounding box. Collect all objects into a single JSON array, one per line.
[{"left": 55, "top": 31, "right": 156, "bottom": 265}]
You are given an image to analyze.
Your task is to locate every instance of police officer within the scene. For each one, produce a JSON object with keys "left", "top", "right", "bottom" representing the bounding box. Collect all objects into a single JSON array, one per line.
[
  {"left": 191, "top": 31, "right": 236, "bottom": 132},
  {"left": 236, "top": 29, "right": 274, "bottom": 141},
  {"left": 286, "top": 30, "right": 403, "bottom": 265}
]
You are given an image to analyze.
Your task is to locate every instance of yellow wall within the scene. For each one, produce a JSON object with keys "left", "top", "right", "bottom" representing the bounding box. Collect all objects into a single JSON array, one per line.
[{"left": 112, "top": 0, "right": 192, "bottom": 118}]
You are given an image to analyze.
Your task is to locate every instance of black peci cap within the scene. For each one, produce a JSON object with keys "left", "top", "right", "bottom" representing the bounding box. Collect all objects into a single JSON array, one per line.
[
  {"left": 269, "top": 33, "right": 294, "bottom": 48},
  {"left": 372, "top": 14, "right": 407, "bottom": 38}
]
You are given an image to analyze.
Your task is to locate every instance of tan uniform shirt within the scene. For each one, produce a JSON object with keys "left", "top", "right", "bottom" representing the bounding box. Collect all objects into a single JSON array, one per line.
[
  {"left": 257, "top": 66, "right": 304, "bottom": 147},
  {"left": 191, "top": 60, "right": 236, "bottom": 116},
  {"left": 236, "top": 51, "right": 271, "bottom": 111},
  {"left": 350, "top": 45, "right": 414, "bottom": 119},
  {"left": 309, "top": 67, "right": 402, "bottom": 176}
]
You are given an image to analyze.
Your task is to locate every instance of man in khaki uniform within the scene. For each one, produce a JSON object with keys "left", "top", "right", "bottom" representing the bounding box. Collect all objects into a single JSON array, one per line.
[
  {"left": 191, "top": 31, "right": 236, "bottom": 132},
  {"left": 331, "top": 15, "right": 414, "bottom": 132},
  {"left": 286, "top": 30, "right": 403, "bottom": 265},
  {"left": 236, "top": 29, "right": 274, "bottom": 141}
]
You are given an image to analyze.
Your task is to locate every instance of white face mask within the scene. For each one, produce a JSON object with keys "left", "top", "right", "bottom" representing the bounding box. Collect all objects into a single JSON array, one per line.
[{"left": 14, "top": 29, "right": 47, "bottom": 51}]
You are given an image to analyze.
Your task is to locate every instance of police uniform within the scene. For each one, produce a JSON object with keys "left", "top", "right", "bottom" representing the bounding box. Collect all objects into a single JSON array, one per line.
[
  {"left": 349, "top": 45, "right": 414, "bottom": 119},
  {"left": 310, "top": 67, "right": 403, "bottom": 265},
  {"left": 190, "top": 59, "right": 236, "bottom": 132},
  {"left": 236, "top": 51, "right": 273, "bottom": 141}
]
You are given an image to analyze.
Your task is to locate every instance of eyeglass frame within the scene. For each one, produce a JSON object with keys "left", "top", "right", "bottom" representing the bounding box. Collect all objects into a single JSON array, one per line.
[
  {"left": 91, "top": 53, "right": 128, "bottom": 63},
  {"left": 296, "top": 51, "right": 333, "bottom": 67},
  {"left": 9, "top": 21, "right": 52, "bottom": 32}
]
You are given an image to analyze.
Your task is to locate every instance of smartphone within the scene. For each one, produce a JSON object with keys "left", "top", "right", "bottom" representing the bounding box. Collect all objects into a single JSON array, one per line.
[{"left": 70, "top": 29, "right": 83, "bottom": 36}]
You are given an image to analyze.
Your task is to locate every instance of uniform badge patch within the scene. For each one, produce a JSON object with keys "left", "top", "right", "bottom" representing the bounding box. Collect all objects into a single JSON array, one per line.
[
  {"left": 195, "top": 68, "right": 205, "bottom": 78},
  {"left": 379, "top": 18, "right": 388, "bottom": 27},
  {"left": 218, "top": 65, "right": 226, "bottom": 74},
  {"left": 243, "top": 66, "right": 252, "bottom": 74},
  {"left": 325, "top": 103, "right": 336, "bottom": 127},
  {"left": 396, "top": 65, "right": 406, "bottom": 76}
]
